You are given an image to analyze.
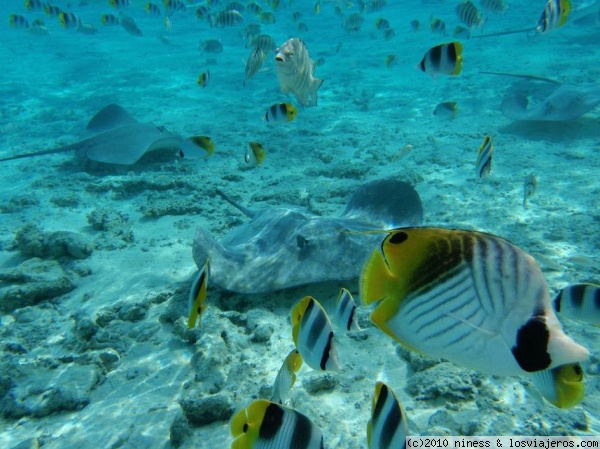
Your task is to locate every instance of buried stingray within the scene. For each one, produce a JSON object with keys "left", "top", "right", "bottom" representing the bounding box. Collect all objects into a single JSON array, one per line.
[
  {"left": 192, "top": 179, "right": 423, "bottom": 294},
  {"left": 482, "top": 71, "right": 600, "bottom": 121},
  {"left": 0, "top": 104, "right": 211, "bottom": 165}
]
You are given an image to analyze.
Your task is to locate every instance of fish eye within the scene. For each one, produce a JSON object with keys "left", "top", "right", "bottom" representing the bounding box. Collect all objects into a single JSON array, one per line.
[{"left": 389, "top": 231, "right": 408, "bottom": 244}]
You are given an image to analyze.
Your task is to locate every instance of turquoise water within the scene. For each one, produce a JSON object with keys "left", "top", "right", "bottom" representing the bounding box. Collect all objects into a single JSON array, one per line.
[{"left": 0, "top": 0, "right": 599, "bottom": 448}]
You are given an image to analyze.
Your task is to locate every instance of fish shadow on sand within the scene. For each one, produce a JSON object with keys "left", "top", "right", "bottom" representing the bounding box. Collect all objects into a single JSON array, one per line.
[
  {"left": 192, "top": 179, "right": 424, "bottom": 294},
  {"left": 0, "top": 104, "right": 207, "bottom": 170}
]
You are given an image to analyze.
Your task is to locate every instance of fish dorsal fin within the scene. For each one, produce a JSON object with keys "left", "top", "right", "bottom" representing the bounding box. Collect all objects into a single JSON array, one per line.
[
  {"left": 86, "top": 103, "right": 138, "bottom": 133},
  {"left": 342, "top": 179, "right": 423, "bottom": 228}
]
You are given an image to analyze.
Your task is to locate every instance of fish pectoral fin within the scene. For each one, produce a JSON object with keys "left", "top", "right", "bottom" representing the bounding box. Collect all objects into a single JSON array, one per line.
[{"left": 443, "top": 312, "right": 496, "bottom": 337}]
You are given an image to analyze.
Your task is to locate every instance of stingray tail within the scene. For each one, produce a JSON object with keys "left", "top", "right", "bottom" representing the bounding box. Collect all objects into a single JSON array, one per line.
[{"left": 0, "top": 142, "right": 79, "bottom": 163}]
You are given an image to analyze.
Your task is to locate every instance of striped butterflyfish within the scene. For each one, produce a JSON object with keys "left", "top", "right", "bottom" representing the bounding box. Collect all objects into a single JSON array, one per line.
[
  {"left": 271, "top": 349, "right": 303, "bottom": 404},
  {"left": 187, "top": 259, "right": 209, "bottom": 329},
  {"left": 475, "top": 134, "right": 493, "bottom": 178},
  {"left": 265, "top": 103, "right": 298, "bottom": 123},
  {"left": 335, "top": 288, "right": 361, "bottom": 332},
  {"left": 537, "top": 0, "right": 571, "bottom": 34},
  {"left": 359, "top": 228, "right": 590, "bottom": 377},
  {"left": 230, "top": 399, "right": 324, "bottom": 449},
  {"left": 367, "top": 382, "right": 409, "bottom": 449},
  {"left": 291, "top": 296, "right": 341, "bottom": 372},
  {"left": 553, "top": 283, "right": 600, "bottom": 326},
  {"left": 418, "top": 42, "right": 463, "bottom": 77},
  {"left": 530, "top": 362, "right": 585, "bottom": 408},
  {"left": 245, "top": 142, "right": 266, "bottom": 165}
]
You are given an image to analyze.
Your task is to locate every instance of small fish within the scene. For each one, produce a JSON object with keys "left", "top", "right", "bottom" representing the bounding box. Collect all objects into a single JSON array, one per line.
[
  {"left": 244, "top": 47, "right": 265, "bottom": 86},
  {"left": 297, "top": 22, "right": 309, "bottom": 32},
  {"left": 335, "top": 288, "right": 361, "bottom": 331},
  {"left": 368, "top": 0, "right": 387, "bottom": 13},
  {"left": 375, "top": 18, "right": 390, "bottom": 30},
  {"left": 32, "top": 18, "right": 45, "bottom": 26},
  {"left": 59, "top": 12, "right": 80, "bottom": 29},
  {"left": 271, "top": 349, "right": 303, "bottom": 404},
  {"left": 9, "top": 14, "right": 29, "bottom": 29},
  {"left": 179, "top": 136, "right": 215, "bottom": 157},
  {"left": 44, "top": 5, "right": 62, "bottom": 17},
  {"left": 247, "top": 2, "right": 263, "bottom": 15},
  {"left": 101, "top": 14, "right": 120, "bottom": 26},
  {"left": 231, "top": 400, "right": 324, "bottom": 449},
  {"left": 25, "top": 0, "right": 45, "bottom": 12},
  {"left": 195, "top": 5, "right": 210, "bottom": 20},
  {"left": 78, "top": 22, "right": 99, "bottom": 34},
  {"left": 292, "top": 11, "right": 302, "bottom": 21},
  {"left": 475, "top": 134, "right": 493, "bottom": 178},
  {"left": 247, "top": 33, "right": 276, "bottom": 51},
  {"left": 453, "top": 25, "right": 471, "bottom": 39},
  {"left": 145, "top": 2, "right": 161, "bottom": 15},
  {"left": 344, "top": 12, "right": 364, "bottom": 32},
  {"left": 537, "top": 0, "right": 571, "bottom": 34},
  {"left": 187, "top": 259, "right": 209, "bottom": 329},
  {"left": 433, "top": 101, "right": 458, "bottom": 119},
  {"left": 367, "top": 382, "right": 409, "bottom": 449},
  {"left": 163, "top": 0, "right": 186, "bottom": 14},
  {"left": 109, "top": 0, "right": 130, "bottom": 8},
  {"left": 480, "top": 0, "right": 508, "bottom": 13},
  {"left": 522, "top": 174, "right": 537, "bottom": 208},
  {"left": 259, "top": 12, "right": 276, "bottom": 24},
  {"left": 200, "top": 38, "right": 223, "bottom": 53},
  {"left": 245, "top": 142, "right": 266, "bottom": 165},
  {"left": 418, "top": 41, "right": 463, "bottom": 76},
  {"left": 210, "top": 9, "right": 244, "bottom": 27},
  {"left": 197, "top": 71, "right": 211, "bottom": 88},
  {"left": 29, "top": 24, "right": 49, "bottom": 35},
  {"left": 226, "top": 1, "right": 246, "bottom": 12},
  {"left": 456, "top": 0, "right": 485, "bottom": 28},
  {"left": 530, "top": 363, "right": 585, "bottom": 408},
  {"left": 265, "top": 103, "right": 298, "bottom": 123},
  {"left": 177, "top": 136, "right": 215, "bottom": 159},
  {"left": 391, "top": 144, "right": 413, "bottom": 161},
  {"left": 430, "top": 17, "right": 446, "bottom": 34},
  {"left": 360, "top": 227, "right": 590, "bottom": 377},
  {"left": 291, "top": 296, "right": 341, "bottom": 372},
  {"left": 314, "top": 0, "right": 321, "bottom": 14},
  {"left": 383, "top": 28, "right": 395, "bottom": 40},
  {"left": 553, "top": 284, "right": 600, "bottom": 326},
  {"left": 384, "top": 54, "right": 397, "bottom": 67},
  {"left": 119, "top": 13, "right": 142, "bottom": 36},
  {"left": 164, "top": 16, "right": 172, "bottom": 30}
]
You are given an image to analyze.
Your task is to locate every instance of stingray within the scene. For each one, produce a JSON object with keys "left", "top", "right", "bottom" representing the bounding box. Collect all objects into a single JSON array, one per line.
[
  {"left": 0, "top": 104, "right": 208, "bottom": 165},
  {"left": 192, "top": 179, "right": 424, "bottom": 294},
  {"left": 481, "top": 71, "right": 600, "bottom": 121},
  {"left": 501, "top": 83, "right": 600, "bottom": 121}
]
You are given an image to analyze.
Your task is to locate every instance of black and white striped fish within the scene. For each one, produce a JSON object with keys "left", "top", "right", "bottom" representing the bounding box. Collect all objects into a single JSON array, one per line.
[
  {"left": 367, "top": 382, "right": 409, "bottom": 449},
  {"left": 291, "top": 296, "right": 341, "bottom": 372},
  {"left": 553, "top": 284, "right": 600, "bottom": 326},
  {"left": 187, "top": 259, "right": 209, "bottom": 328},
  {"left": 335, "top": 288, "right": 361, "bottom": 331},
  {"left": 537, "top": 0, "right": 571, "bottom": 34},
  {"left": 475, "top": 134, "right": 493, "bottom": 178},
  {"left": 231, "top": 400, "right": 324, "bottom": 449},
  {"left": 456, "top": 0, "right": 485, "bottom": 28},
  {"left": 418, "top": 42, "right": 463, "bottom": 77},
  {"left": 360, "top": 228, "right": 590, "bottom": 377},
  {"left": 244, "top": 47, "right": 265, "bottom": 86}
]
